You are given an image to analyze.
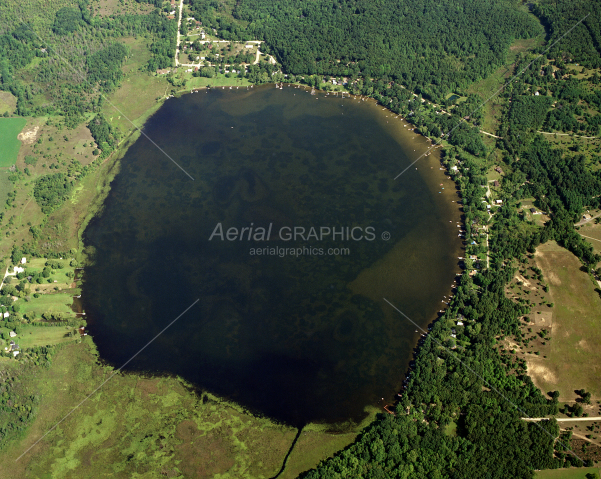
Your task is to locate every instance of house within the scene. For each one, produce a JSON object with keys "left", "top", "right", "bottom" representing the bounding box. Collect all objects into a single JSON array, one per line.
[
  {"left": 245, "top": 44, "right": 254, "bottom": 48},
  {"left": 457, "top": 321, "right": 464, "bottom": 326},
  {"left": 8, "top": 341, "right": 19, "bottom": 355},
  {"left": 21, "top": 257, "right": 26, "bottom": 264},
  {"left": 530, "top": 208, "right": 537, "bottom": 214},
  {"left": 495, "top": 166, "right": 503, "bottom": 174},
  {"left": 156, "top": 68, "right": 171, "bottom": 75},
  {"left": 493, "top": 180, "right": 500, "bottom": 187},
  {"left": 534, "top": 91, "right": 540, "bottom": 96},
  {"left": 583, "top": 214, "right": 592, "bottom": 221},
  {"left": 9, "top": 331, "right": 16, "bottom": 338},
  {"left": 3, "top": 312, "right": 9, "bottom": 318},
  {"left": 495, "top": 199, "right": 503, "bottom": 205}
]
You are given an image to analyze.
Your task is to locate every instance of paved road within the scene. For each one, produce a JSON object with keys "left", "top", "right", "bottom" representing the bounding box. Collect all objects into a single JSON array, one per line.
[
  {"left": 523, "top": 417, "right": 601, "bottom": 422},
  {"left": 174, "top": 0, "right": 184, "bottom": 66}
]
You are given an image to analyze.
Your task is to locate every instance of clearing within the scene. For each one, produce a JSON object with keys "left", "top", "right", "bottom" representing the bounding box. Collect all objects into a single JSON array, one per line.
[
  {"left": 506, "top": 241, "right": 601, "bottom": 404},
  {"left": 535, "top": 467, "right": 601, "bottom": 479}
]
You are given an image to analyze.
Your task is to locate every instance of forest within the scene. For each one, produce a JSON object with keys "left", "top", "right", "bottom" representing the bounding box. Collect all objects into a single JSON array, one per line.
[{"left": 227, "top": 0, "right": 542, "bottom": 102}]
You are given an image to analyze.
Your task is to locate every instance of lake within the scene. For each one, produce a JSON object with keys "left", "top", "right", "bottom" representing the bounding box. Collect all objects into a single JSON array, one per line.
[{"left": 81, "top": 85, "right": 461, "bottom": 427}]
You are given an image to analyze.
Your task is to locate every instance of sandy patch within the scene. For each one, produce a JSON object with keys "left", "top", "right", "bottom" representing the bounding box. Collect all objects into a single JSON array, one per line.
[
  {"left": 530, "top": 311, "right": 553, "bottom": 326},
  {"left": 527, "top": 360, "right": 557, "bottom": 384},
  {"left": 546, "top": 271, "right": 561, "bottom": 285},
  {"left": 578, "top": 339, "right": 592, "bottom": 351},
  {"left": 17, "top": 125, "right": 40, "bottom": 144},
  {"left": 514, "top": 273, "right": 532, "bottom": 288}
]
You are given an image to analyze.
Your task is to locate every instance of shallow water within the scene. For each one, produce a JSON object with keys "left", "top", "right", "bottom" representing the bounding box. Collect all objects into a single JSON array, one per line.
[{"left": 82, "top": 85, "right": 461, "bottom": 426}]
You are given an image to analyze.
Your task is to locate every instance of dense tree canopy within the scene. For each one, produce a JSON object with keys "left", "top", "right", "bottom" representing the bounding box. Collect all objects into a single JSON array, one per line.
[
  {"left": 33, "top": 173, "right": 74, "bottom": 214},
  {"left": 228, "top": 0, "right": 542, "bottom": 102},
  {"left": 52, "top": 7, "right": 84, "bottom": 35}
]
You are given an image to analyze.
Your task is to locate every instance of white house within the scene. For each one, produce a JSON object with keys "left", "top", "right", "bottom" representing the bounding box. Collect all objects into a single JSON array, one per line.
[{"left": 21, "top": 257, "right": 26, "bottom": 264}]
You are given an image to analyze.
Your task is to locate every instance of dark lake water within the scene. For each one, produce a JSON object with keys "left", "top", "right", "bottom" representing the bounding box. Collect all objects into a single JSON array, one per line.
[{"left": 82, "top": 85, "right": 460, "bottom": 427}]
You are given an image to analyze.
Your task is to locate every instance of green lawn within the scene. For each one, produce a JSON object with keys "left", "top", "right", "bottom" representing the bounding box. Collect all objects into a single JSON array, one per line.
[
  {"left": 0, "top": 117, "right": 27, "bottom": 167},
  {"left": 18, "top": 293, "right": 76, "bottom": 317},
  {"left": 185, "top": 74, "right": 252, "bottom": 89},
  {"left": 24, "top": 258, "right": 76, "bottom": 285},
  {"left": 535, "top": 467, "right": 601, "bottom": 479},
  {"left": 7, "top": 324, "right": 79, "bottom": 349}
]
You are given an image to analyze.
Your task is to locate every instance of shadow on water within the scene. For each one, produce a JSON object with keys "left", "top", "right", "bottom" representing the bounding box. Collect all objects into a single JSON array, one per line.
[{"left": 81, "top": 85, "right": 460, "bottom": 427}]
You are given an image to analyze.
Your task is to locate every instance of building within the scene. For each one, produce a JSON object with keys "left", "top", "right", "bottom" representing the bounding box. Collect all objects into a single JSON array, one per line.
[
  {"left": 9, "top": 331, "right": 16, "bottom": 338},
  {"left": 493, "top": 180, "right": 500, "bottom": 187}
]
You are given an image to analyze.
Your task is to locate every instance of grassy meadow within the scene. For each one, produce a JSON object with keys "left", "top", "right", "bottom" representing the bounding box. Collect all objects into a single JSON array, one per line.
[
  {"left": 504, "top": 241, "right": 601, "bottom": 404},
  {"left": 535, "top": 467, "right": 601, "bottom": 479}
]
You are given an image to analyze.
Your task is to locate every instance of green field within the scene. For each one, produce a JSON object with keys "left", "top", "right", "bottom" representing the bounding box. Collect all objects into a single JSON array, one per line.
[
  {"left": 0, "top": 117, "right": 27, "bottom": 167},
  {"left": 6, "top": 324, "right": 79, "bottom": 349},
  {"left": 535, "top": 467, "right": 601, "bottom": 479},
  {"left": 18, "top": 293, "right": 76, "bottom": 317},
  {"left": 185, "top": 73, "right": 252, "bottom": 89},
  {"left": 0, "top": 91, "right": 17, "bottom": 115}
]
